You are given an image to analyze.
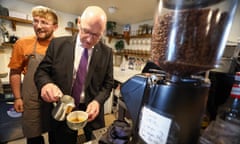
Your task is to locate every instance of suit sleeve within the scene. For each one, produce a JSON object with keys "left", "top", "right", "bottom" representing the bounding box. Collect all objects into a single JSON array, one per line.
[{"left": 34, "top": 39, "right": 55, "bottom": 93}]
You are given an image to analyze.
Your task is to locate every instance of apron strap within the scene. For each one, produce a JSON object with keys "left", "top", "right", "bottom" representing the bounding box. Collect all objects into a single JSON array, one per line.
[
  {"left": 33, "top": 39, "right": 37, "bottom": 55},
  {"left": 28, "top": 39, "right": 37, "bottom": 58}
]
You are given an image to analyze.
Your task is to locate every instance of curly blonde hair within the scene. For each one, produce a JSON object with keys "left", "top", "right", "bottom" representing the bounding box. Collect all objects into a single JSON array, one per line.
[{"left": 32, "top": 6, "right": 58, "bottom": 24}]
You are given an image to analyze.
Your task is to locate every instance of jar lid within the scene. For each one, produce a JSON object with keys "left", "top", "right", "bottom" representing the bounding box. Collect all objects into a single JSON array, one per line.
[{"left": 164, "top": 0, "right": 226, "bottom": 9}]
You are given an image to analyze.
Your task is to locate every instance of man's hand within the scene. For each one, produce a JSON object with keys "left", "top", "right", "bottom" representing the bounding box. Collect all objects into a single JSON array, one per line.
[
  {"left": 86, "top": 100, "right": 100, "bottom": 122},
  {"left": 14, "top": 98, "right": 24, "bottom": 112},
  {"left": 41, "top": 83, "right": 63, "bottom": 102}
]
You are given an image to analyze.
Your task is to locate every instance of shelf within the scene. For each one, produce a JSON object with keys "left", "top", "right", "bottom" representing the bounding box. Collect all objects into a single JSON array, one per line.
[
  {"left": 130, "top": 34, "right": 152, "bottom": 38},
  {"left": 107, "top": 35, "right": 129, "bottom": 44},
  {"left": 65, "top": 27, "right": 79, "bottom": 35},
  {"left": 113, "top": 50, "right": 150, "bottom": 58},
  {"left": 107, "top": 34, "right": 151, "bottom": 45},
  {"left": 1, "top": 42, "right": 13, "bottom": 47},
  {"left": 0, "top": 16, "right": 32, "bottom": 31}
]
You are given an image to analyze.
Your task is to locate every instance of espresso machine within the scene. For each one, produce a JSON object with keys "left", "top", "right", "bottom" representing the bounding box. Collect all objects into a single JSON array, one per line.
[{"left": 120, "top": 0, "right": 238, "bottom": 143}]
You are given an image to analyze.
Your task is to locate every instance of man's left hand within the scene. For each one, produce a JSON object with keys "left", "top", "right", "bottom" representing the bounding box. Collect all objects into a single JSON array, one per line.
[{"left": 86, "top": 100, "right": 100, "bottom": 122}]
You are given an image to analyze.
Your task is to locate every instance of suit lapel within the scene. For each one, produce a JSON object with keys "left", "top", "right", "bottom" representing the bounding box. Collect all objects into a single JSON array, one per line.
[
  {"left": 85, "top": 43, "right": 101, "bottom": 87},
  {"left": 66, "top": 35, "right": 77, "bottom": 91}
]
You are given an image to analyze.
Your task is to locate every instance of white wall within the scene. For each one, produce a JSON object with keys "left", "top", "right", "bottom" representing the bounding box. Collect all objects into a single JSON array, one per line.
[
  {"left": 228, "top": 4, "right": 240, "bottom": 42},
  {"left": 0, "top": 0, "right": 77, "bottom": 43}
]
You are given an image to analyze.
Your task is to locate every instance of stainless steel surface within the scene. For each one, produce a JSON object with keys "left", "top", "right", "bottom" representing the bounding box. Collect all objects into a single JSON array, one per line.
[
  {"left": 211, "top": 57, "right": 237, "bottom": 74},
  {"left": 222, "top": 44, "right": 240, "bottom": 58},
  {"left": 51, "top": 95, "right": 75, "bottom": 121},
  {"left": 84, "top": 127, "right": 108, "bottom": 144},
  {"left": 163, "top": 0, "right": 225, "bottom": 9}
]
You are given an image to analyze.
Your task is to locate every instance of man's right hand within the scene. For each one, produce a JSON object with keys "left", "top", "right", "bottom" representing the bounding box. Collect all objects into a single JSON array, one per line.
[
  {"left": 14, "top": 98, "right": 24, "bottom": 112},
  {"left": 41, "top": 83, "right": 63, "bottom": 102}
]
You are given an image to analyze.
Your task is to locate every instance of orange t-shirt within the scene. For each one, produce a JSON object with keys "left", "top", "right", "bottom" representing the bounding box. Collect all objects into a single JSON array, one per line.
[{"left": 8, "top": 36, "right": 51, "bottom": 74}]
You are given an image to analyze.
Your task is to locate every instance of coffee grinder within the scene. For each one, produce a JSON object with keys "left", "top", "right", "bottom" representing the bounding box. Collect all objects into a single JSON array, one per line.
[{"left": 120, "top": 0, "right": 239, "bottom": 143}]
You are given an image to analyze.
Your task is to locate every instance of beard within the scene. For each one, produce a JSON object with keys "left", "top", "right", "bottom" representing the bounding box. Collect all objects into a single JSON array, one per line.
[{"left": 35, "top": 28, "right": 54, "bottom": 41}]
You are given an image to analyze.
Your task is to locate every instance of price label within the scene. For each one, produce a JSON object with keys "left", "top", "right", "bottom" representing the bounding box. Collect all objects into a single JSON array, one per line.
[{"left": 139, "top": 106, "right": 172, "bottom": 144}]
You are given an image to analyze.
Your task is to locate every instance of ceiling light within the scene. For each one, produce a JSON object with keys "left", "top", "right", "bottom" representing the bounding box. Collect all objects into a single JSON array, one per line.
[{"left": 108, "top": 6, "right": 117, "bottom": 14}]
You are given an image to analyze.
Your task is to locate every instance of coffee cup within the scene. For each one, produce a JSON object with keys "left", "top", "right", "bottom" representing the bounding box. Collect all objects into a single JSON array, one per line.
[{"left": 66, "top": 110, "right": 88, "bottom": 130}]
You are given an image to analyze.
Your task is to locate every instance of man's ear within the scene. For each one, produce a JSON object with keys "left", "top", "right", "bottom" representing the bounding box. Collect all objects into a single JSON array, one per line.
[{"left": 77, "top": 16, "right": 81, "bottom": 27}]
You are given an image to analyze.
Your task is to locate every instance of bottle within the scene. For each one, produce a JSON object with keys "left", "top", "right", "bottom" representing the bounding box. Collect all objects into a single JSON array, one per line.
[
  {"left": 219, "top": 72, "right": 240, "bottom": 125},
  {"left": 120, "top": 57, "right": 127, "bottom": 71}
]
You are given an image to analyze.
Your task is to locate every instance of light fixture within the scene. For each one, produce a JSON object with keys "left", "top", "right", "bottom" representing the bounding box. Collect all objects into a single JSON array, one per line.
[{"left": 108, "top": 6, "right": 117, "bottom": 14}]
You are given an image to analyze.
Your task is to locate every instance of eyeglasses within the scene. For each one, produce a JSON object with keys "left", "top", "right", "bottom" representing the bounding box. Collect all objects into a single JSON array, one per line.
[
  {"left": 80, "top": 25, "right": 102, "bottom": 39},
  {"left": 32, "top": 19, "right": 54, "bottom": 27}
]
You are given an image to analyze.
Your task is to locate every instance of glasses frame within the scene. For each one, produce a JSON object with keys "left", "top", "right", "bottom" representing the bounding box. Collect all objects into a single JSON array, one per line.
[
  {"left": 80, "top": 25, "right": 102, "bottom": 40},
  {"left": 32, "top": 19, "right": 54, "bottom": 27}
]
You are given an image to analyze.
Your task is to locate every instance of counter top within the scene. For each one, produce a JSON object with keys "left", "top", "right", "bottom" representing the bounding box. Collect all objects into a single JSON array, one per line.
[{"left": 113, "top": 66, "right": 141, "bottom": 83}]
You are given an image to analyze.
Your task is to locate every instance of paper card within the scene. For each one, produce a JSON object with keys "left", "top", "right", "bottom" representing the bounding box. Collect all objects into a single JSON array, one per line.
[{"left": 139, "top": 106, "right": 172, "bottom": 144}]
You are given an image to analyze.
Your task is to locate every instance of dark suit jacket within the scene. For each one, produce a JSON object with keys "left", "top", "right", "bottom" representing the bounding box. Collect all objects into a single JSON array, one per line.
[{"left": 34, "top": 35, "right": 114, "bottom": 129}]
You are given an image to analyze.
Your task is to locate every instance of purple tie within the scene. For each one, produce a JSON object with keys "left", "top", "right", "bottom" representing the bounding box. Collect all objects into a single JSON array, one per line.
[{"left": 72, "top": 48, "right": 88, "bottom": 106}]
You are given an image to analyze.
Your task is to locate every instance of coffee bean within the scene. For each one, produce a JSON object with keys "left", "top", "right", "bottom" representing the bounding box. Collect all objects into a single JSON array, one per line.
[{"left": 151, "top": 8, "right": 229, "bottom": 76}]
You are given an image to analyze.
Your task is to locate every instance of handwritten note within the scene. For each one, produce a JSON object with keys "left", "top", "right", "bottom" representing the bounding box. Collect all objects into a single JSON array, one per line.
[{"left": 139, "top": 106, "right": 172, "bottom": 144}]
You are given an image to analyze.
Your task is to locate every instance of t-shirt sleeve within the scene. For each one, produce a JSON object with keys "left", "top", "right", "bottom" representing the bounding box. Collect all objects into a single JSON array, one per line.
[{"left": 8, "top": 41, "right": 26, "bottom": 73}]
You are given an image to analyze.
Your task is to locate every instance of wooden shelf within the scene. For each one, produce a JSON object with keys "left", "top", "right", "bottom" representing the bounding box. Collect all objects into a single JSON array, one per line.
[
  {"left": 65, "top": 27, "right": 79, "bottom": 35},
  {"left": 1, "top": 42, "right": 13, "bottom": 47},
  {"left": 107, "top": 34, "right": 151, "bottom": 45},
  {"left": 108, "top": 35, "right": 130, "bottom": 45},
  {"left": 113, "top": 50, "right": 150, "bottom": 58},
  {"left": 130, "top": 34, "right": 152, "bottom": 39},
  {"left": 0, "top": 16, "right": 32, "bottom": 31}
]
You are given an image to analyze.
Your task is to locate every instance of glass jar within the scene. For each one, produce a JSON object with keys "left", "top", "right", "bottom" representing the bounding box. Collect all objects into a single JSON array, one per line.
[{"left": 151, "top": 0, "right": 238, "bottom": 76}]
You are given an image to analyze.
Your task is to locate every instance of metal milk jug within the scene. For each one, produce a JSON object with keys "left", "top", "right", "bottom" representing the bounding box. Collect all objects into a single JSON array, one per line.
[{"left": 52, "top": 95, "right": 75, "bottom": 121}]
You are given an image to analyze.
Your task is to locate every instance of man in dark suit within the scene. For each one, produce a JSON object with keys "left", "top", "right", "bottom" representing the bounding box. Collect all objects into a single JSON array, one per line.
[{"left": 34, "top": 6, "right": 113, "bottom": 144}]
